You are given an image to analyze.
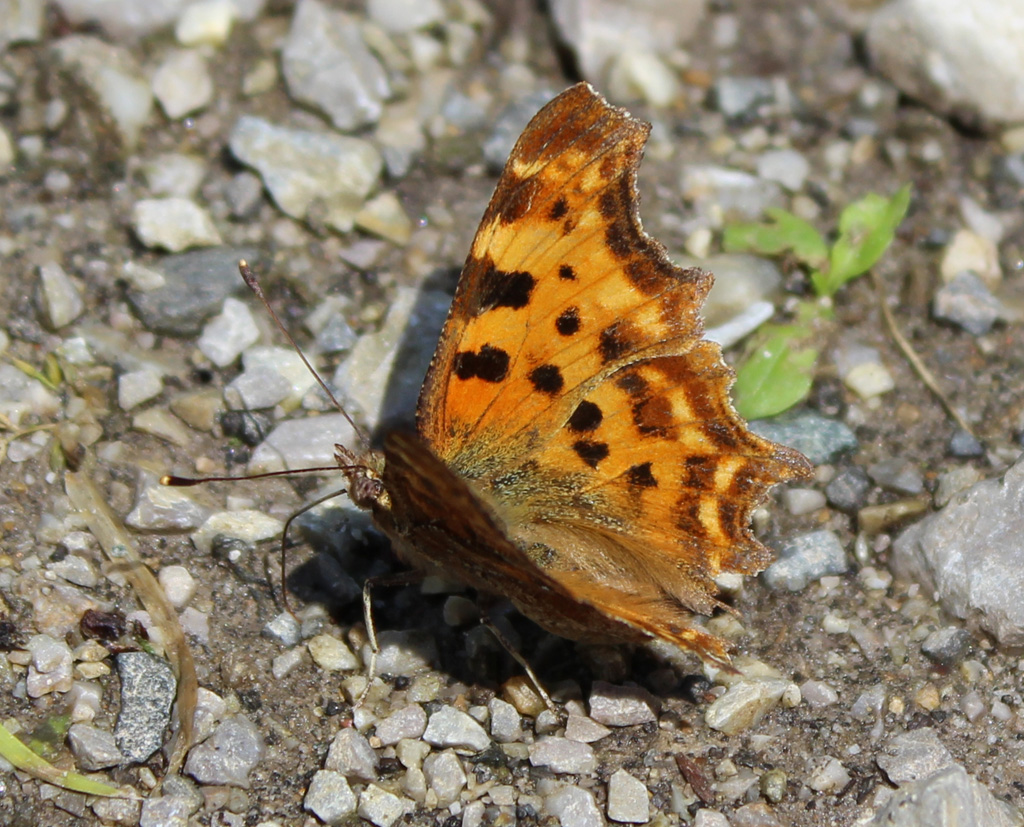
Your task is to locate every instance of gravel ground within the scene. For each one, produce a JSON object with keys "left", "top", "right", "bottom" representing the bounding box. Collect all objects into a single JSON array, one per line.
[{"left": 2, "top": 1, "right": 1024, "bottom": 826}]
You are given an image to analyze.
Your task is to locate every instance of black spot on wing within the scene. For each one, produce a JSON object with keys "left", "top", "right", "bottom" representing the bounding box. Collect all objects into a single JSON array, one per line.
[
  {"left": 454, "top": 345, "right": 510, "bottom": 383},
  {"left": 549, "top": 197, "right": 569, "bottom": 221},
  {"left": 556, "top": 307, "right": 580, "bottom": 336},
  {"left": 474, "top": 261, "right": 536, "bottom": 313},
  {"left": 529, "top": 364, "right": 564, "bottom": 395},
  {"left": 626, "top": 462, "right": 658, "bottom": 488},
  {"left": 573, "top": 439, "right": 609, "bottom": 469},
  {"left": 559, "top": 264, "right": 576, "bottom": 281},
  {"left": 567, "top": 400, "right": 602, "bottom": 433}
]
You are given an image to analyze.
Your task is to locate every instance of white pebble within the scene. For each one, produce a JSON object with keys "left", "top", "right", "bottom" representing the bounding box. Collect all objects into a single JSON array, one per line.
[
  {"left": 175, "top": 0, "right": 237, "bottom": 46},
  {"left": 197, "top": 298, "right": 260, "bottom": 367},
  {"left": 607, "top": 768, "right": 650, "bottom": 823},
  {"left": 152, "top": 50, "right": 213, "bottom": 119},
  {"left": 132, "top": 197, "right": 222, "bottom": 252},
  {"left": 37, "top": 261, "right": 84, "bottom": 328},
  {"left": 843, "top": 361, "right": 895, "bottom": 399},
  {"left": 307, "top": 634, "right": 359, "bottom": 672},
  {"left": 118, "top": 368, "right": 164, "bottom": 410}
]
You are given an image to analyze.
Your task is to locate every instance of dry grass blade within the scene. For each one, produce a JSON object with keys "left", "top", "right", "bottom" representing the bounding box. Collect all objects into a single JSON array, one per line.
[
  {"left": 64, "top": 470, "right": 198, "bottom": 778},
  {"left": 871, "top": 268, "right": 981, "bottom": 444}
]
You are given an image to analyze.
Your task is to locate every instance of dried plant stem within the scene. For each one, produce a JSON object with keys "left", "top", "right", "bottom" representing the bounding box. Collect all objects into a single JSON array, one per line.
[{"left": 870, "top": 268, "right": 980, "bottom": 443}]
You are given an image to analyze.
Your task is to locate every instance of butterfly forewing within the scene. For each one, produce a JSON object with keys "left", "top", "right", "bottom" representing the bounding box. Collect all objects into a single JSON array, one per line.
[{"left": 376, "top": 83, "right": 812, "bottom": 665}]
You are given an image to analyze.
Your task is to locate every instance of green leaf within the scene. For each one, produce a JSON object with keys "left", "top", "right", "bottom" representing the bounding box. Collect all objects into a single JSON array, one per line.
[
  {"left": 812, "top": 185, "right": 911, "bottom": 297},
  {"left": 723, "top": 208, "right": 828, "bottom": 268},
  {"left": 733, "top": 332, "right": 817, "bottom": 420}
]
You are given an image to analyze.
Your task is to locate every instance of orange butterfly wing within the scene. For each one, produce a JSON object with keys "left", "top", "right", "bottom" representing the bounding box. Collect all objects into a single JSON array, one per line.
[{"left": 377, "top": 83, "right": 811, "bottom": 666}]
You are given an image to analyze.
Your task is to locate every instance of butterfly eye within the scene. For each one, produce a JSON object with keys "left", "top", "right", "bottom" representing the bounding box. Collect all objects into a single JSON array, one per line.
[{"left": 349, "top": 473, "right": 384, "bottom": 508}]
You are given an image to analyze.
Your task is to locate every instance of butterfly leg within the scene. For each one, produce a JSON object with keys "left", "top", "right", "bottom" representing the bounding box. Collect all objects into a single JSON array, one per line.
[
  {"left": 356, "top": 570, "right": 425, "bottom": 708},
  {"left": 480, "top": 618, "right": 557, "bottom": 715}
]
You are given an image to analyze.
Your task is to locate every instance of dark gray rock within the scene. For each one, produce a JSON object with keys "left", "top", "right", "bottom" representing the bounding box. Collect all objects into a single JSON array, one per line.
[
  {"left": 127, "top": 247, "right": 260, "bottom": 336},
  {"left": 114, "top": 651, "right": 177, "bottom": 763},
  {"left": 892, "top": 456, "right": 1024, "bottom": 646}
]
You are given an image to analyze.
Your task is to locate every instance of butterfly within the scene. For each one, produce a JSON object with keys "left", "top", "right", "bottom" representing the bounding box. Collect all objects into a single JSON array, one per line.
[{"left": 334, "top": 82, "right": 812, "bottom": 671}]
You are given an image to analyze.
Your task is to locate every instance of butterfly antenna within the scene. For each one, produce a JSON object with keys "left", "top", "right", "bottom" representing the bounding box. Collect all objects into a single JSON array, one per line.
[
  {"left": 238, "top": 260, "right": 369, "bottom": 448},
  {"left": 161, "top": 466, "right": 341, "bottom": 487}
]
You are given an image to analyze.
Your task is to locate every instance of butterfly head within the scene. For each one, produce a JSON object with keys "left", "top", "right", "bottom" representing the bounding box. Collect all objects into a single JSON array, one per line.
[{"left": 334, "top": 443, "right": 389, "bottom": 511}]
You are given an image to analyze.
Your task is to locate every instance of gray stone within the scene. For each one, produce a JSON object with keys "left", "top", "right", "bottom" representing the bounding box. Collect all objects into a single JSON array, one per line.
[
  {"left": 126, "top": 247, "right": 260, "bottom": 337},
  {"left": 423, "top": 705, "right": 490, "bottom": 753},
  {"left": 281, "top": 0, "right": 390, "bottom": 131},
  {"left": 142, "top": 152, "right": 206, "bottom": 198},
  {"left": 324, "top": 728, "right": 379, "bottom": 782},
  {"left": 749, "top": 411, "right": 857, "bottom": 465},
  {"left": 225, "top": 171, "right": 264, "bottom": 218},
  {"left": 488, "top": 697, "right": 522, "bottom": 743},
  {"left": 37, "top": 261, "right": 84, "bottom": 328},
  {"left": 877, "top": 729, "right": 955, "bottom": 784},
  {"left": 367, "top": 0, "right": 443, "bottom": 32},
  {"left": 118, "top": 368, "right": 164, "bottom": 410},
  {"left": 868, "top": 458, "right": 926, "bottom": 495},
  {"left": 866, "top": 0, "right": 1024, "bottom": 128},
  {"left": 892, "top": 456, "right": 1024, "bottom": 646},
  {"left": 921, "top": 626, "right": 973, "bottom": 666},
  {"left": 826, "top": 467, "right": 872, "bottom": 513},
  {"left": 229, "top": 115, "right": 382, "bottom": 233},
  {"left": 67, "top": 723, "right": 124, "bottom": 770},
  {"left": 763, "top": 530, "right": 848, "bottom": 592},
  {"left": 126, "top": 477, "right": 210, "bottom": 532},
  {"left": 50, "top": 35, "right": 153, "bottom": 149},
  {"left": 422, "top": 751, "right": 466, "bottom": 807},
  {"left": 361, "top": 629, "right": 439, "bottom": 678},
  {"left": 138, "top": 795, "right": 193, "bottom": 827},
  {"left": 114, "top": 652, "right": 177, "bottom": 763},
  {"left": 756, "top": 148, "right": 810, "bottom": 191},
  {"left": 357, "top": 784, "right": 413, "bottom": 827},
  {"left": 549, "top": 0, "right": 706, "bottom": 90},
  {"left": 52, "top": 0, "right": 184, "bottom": 39},
  {"left": 332, "top": 286, "right": 451, "bottom": 432},
  {"left": 700, "top": 254, "right": 783, "bottom": 329},
  {"left": 681, "top": 164, "right": 784, "bottom": 222},
  {"left": 48, "top": 555, "right": 98, "bottom": 588},
  {"left": 703, "top": 679, "right": 791, "bottom": 735},
  {"left": 588, "top": 681, "right": 659, "bottom": 726},
  {"left": 564, "top": 714, "right": 611, "bottom": 744},
  {"left": 303, "top": 770, "right": 357, "bottom": 825},
  {"left": 183, "top": 715, "right": 265, "bottom": 788},
  {"left": 247, "top": 412, "right": 359, "bottom": 475},
  {"left": 607, "top": 768, "right": 649, "bottom": 822},
  {"left": 949, "top": 429, "right": 985, "bottom": 458},
  {"left": 714, "top": 76, "right": 779, "bottom": 118},
  {"left": 544, "top": 785, "right": 604, "bottom": 827},
  {"left": 0, "top": 0, "right": 45, "bottom": 50},
  {"left": 932, "top": 271, "right": 1005, "bottom": 336},
  {"left": 529, "top": 737, "right": 597, "bottom": 774},
  {"left": 196, "top": 297, "right": 259, "bottom": 367},
  {"left": 375, "top": 704, "right": 427, "bottom": 746},
  {"left": 866, "top": 764, "right": 1023, "bottom": 827},
  {"left": 132, "top": 197, "right": 222, "bottom": 253},
  {"left": 152, "top": 50, "right": 213, "bottom": 119}
]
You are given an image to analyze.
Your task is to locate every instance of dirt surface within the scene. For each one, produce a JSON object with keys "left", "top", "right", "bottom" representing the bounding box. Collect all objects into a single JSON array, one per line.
[{"left": 1, "top": 2, "right": 1024, "bottom": 826}]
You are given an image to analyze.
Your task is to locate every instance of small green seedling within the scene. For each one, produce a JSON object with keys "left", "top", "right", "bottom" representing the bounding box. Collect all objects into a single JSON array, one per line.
[{"left": 723, "top": 185, "right": 910, "bottom": 419}]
